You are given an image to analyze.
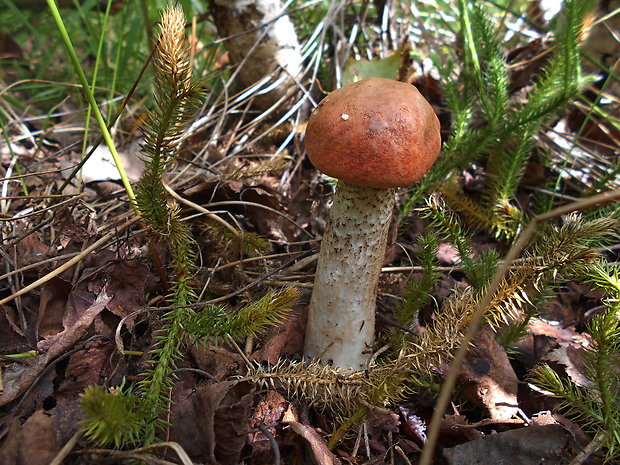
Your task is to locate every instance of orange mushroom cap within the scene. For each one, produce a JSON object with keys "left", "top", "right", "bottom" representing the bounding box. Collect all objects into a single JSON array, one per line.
[{"left": 305, "top": 78, "right": 441, "bottom": 188}]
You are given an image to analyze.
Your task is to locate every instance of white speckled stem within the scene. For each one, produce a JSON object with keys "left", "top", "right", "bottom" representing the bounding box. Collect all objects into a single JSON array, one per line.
[{"left": 304, "top": 182, "right": 395, "bottom": 370}]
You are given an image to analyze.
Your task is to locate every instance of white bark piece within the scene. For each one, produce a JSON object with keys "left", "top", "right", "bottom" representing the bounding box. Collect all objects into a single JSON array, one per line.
[{"left": 209, "top": 0, "right": 303, "bottom": 109}]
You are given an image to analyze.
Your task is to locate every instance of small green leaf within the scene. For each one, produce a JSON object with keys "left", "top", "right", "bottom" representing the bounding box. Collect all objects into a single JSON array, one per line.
[{"left": 342, "top": 50, "right": 401, "bottom": 85}]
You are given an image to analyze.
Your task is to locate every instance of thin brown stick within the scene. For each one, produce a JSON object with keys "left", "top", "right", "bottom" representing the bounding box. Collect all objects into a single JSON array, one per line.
[
  {"left": 49, "top": 430, "right": 83, "bottom": 465},
  {"left": 79, "top": 441, "right": 193, "bottom": 465},
  {"left": 149, "top": 249, "right": 314, "bottom": 312},
  {"left": 0, "top": 165, "right": 79, "bottom": 182},
  {"left": 0, "top": 193, "right": 87, "bottom": 222},
  {"left": 162, "top": 182, "right": 240, "bottom": 238},
  {"left": 568, "top": 433, "right": 606, "bottom": 465},
  {"left": 203, "top": 200, "right": 315, "bottom": 238},
  {"left": 0, "top": 215, "right": 141, "bottom": 307},
  {"left": 0, "top": 194, "right": 78, "bottom": 200}
]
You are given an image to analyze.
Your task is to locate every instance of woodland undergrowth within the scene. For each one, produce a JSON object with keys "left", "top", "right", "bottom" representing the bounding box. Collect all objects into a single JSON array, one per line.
[
  {"left": 50, "top": 0, "right": 620, "bottom": 460},
  {"left": 247, "top": 0, "right": 620, "bottom": 455},
  {"left": 79, "top": 5, "right": 298, "bottom": 447}
]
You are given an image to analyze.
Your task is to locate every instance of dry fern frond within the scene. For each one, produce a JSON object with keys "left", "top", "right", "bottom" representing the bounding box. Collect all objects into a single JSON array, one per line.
[
  {"left": 247, "top": 289, "right": 474, "bottom": 412},
  {"left": 247, "top": 359, "right": 371, "bottom": 413},
  {"left": 398, "top": 288, "right": 472, "bottom": 376},
  {"left": 248, "top": 214, "right": 618, "bottom": 417},
  {"left": 440, "top": 180, "right": 496, "bottom": 233},
  {"left": 440, "top": 180, "right": 525, "bottom": 239},
  {"left": 484, "top": 214, "right": 618, "bottom": 327}
]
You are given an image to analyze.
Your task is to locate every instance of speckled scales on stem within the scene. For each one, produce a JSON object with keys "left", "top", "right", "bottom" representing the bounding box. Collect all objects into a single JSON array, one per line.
[{"left": 304, "top": 182, "right": 395, "bottom": 370}]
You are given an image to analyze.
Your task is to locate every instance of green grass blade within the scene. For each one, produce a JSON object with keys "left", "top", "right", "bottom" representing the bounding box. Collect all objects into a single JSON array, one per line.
[{"left": 45, "top": 0, "right": 137, "bottom": 208}]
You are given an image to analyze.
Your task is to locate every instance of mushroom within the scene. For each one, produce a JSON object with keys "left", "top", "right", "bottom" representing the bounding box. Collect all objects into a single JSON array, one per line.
[{"left": 304, "top": 77, "right": 441, "bottom": 370}]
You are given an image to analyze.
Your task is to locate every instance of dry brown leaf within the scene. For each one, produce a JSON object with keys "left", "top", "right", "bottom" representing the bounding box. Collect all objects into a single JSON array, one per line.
[
  {"left": 36, "top": 276, "right": 72, "bottom": 340},
  {"left": 38, "top": 285, "right": 112, "bottom": 362},
  {"left": 194, "top": 380, "right": 255, "bottom": 465},
  {"left": 100, "top": 261, "right": 150, "bottom": 330},
  {"left": 0, "top": 356, "right": 46, "bottom": 407},
  {"left": 0, "top": 410, "right": 60, "bottom": 465},
  {"left": 250, "top": 305, "right": 306, "bottom": 364},
  {"left": 543, "top": 345, "right": 591, "bottom": 388},
  {"left": 459, "top": 327, "right": 519, "bottom": 420},
  {"left": 443, "top": 424, "right": 579, "bottom": 465}
]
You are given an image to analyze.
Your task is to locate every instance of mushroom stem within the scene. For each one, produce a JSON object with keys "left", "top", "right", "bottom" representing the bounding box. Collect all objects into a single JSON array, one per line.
[{"left": 304, "top": 181, "right": 395, "bottom": 370}]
